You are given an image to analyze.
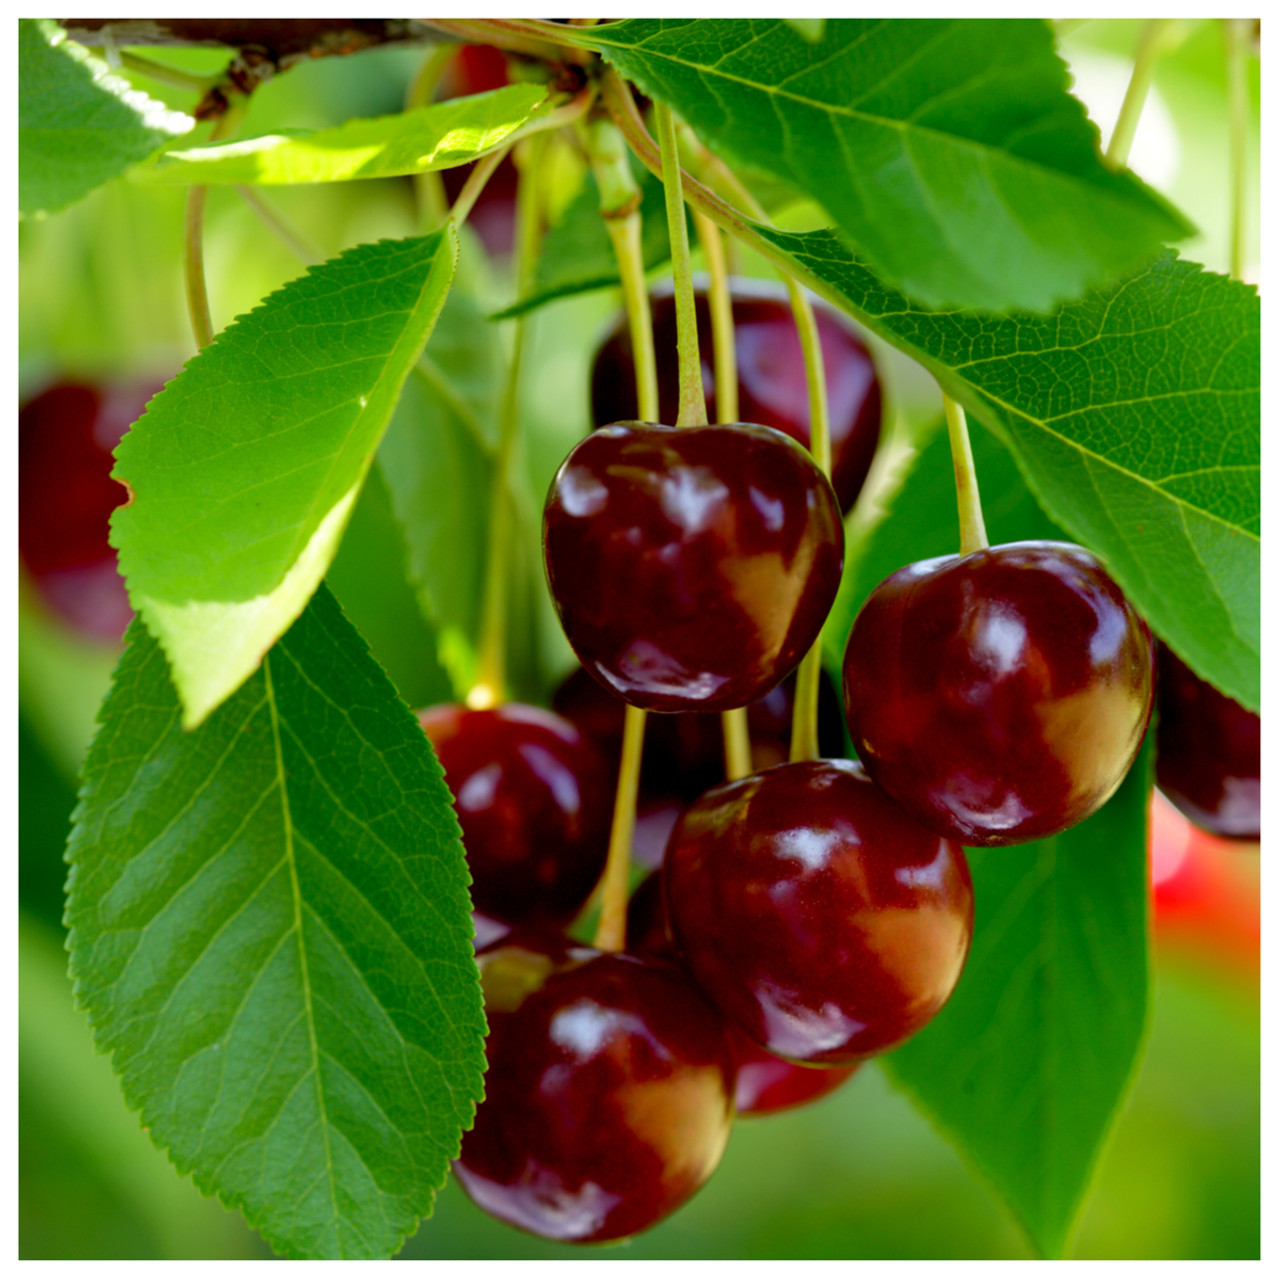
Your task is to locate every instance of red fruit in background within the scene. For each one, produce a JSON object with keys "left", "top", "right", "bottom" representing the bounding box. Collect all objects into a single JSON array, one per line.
[
  {"left": 590, "top": 280, "right": 882, "bottom": 513},
  {"left": 543, "top": 421, "right": 844, "bottom": 713},
  {"left": 1154, "top": 644, "right": 1260, "bottom": 841},
  {"left": 664, "top": 759, "right": 973, "bottom": 1065},
  {"left": 436, "top": 44, "right": 518, "bottom": 255},
  {"left": 454, "top": 935, "right": 735, "bottom": 1243},
  {"left": 844, "top": 541, "right": 1154, "bottom": 846},
  {"left": 417, "top": 703, "right": 612, "bottom": 928},
  {"left": 18, "top": 377, "right": 156, "bottom": 642},
  {"left": 627, "top": 871, "right": 859, "bottom": 1116}
]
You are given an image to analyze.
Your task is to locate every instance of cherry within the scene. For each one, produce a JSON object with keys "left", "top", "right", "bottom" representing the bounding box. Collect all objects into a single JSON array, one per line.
[
  {"left": 590, "top": 280, "right": 882, "bottom": 512},
  {"left": 454, "top": 934, "right": 735, "bottom": 1243},
  {"left": 1154, "top": 644, "right": 1260, "bottom": 841},
  {"left": 843, "top": 541, "right": 1154, "bottom": 846},
  {"left": 18, "top": 377, "right": 156, "bottom": 641},
  {"left": 627, "top": 871, "right": 859, "bottom": 1115},
  {"left": 416, "top": 703, "right": 613, "bottom": 928},
  {"left": 663, "top": 759, "right": 973, "bottom": 1065},
  {"left": 436, "top": 44, "right": 519, "bottom": 255},
  {"left": 543, "top": 422, "right": 844, "bottom": 713}
]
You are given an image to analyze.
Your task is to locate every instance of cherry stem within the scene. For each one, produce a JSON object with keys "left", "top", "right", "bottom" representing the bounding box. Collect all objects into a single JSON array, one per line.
[
  {"left": 675, "top": 116, "right": 834, "bottom": 765},
  {"left": 419, "top": 17, "right": 590, "bottom": 66},
  {"left": 593, "top": 703, "right": 647, "bottom": 952},
  {"left": 472, "top": 135, "right": 545, "bottom": 709},
  {"left": 942, "top": 390, "right": 989, "bottom": 556},
  {"left": 654, "top": 100, "right": 708, "bottom": 429},
  {"left": 235, "top": 186, "right": 322, "bottom": 265},
  {"left": 585, "top": 116, "right": 659, "bottom": 421},
  {"left": 118, "top": 49, "right": 218, "bottom": 93},
  {"left": 447, "top": 144, "right": 512, "bottom": 233},
  {"left": 183, "top": 107, "right": 240, "bottom": 350},
  {"left": 1107, "top": 19, "right": 1181, "bottom": 168},
  {"left": 692, "top": 206, "right": 754, "bottom": 781},
  {"left": 1224, "top": 18, "right": 1250, "bottom": 281}
]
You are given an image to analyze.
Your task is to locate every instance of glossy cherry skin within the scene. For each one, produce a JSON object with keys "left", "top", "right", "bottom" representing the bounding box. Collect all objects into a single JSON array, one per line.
[
  {"left": 543, "top": 422, "right": 844, "bottom": 713},
  {"left": 627, "top": 871, "right": 859, "bottom": 1115},
  {"left": 591, "top": 280, "right": 882, "bottom": 513},
  {"left": 454, "top": 935, "right": 736, "bottom": 1243},
  {"left": 1155, "top": 644, "right": 1260, "bottom": 840},
  {"left": 664, "top": 759, "right": 973, "bottom": 1065},
  {"left": 19, "top": 377, "right": 155, "bottom": 641},
  {"left": 416, "top": 704, "right": 612, "bottom": 927},
  {"left": 843, "top": 541, "right": 1154, "bottom": 846}
]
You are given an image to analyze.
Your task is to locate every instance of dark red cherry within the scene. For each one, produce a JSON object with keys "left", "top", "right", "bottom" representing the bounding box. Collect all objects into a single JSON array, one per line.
[
  {"left": 1155, "top": 644, "right": 1260, "bottom": 841},
  {"left": 663, "top": 759, "right": 973, "bottom": 1065},
  {"left": 436, "top": 44, "right": 519, "bottom": 255},
  {"left": 626, "top": 871, "right": 859, "bottom": 1114},
  {"left": 454, "top": 935, "right": 735, "bottom": 1243},
  {"left": 843, "top": 541, "right": 1154, "bottom": 846},
  {"left": 590, "top": 280, "right": 882, "bottom": 513},
  {"left": 19, "top": 377, "right": 156, "bottom": 641},
  {"left": 416, "top": 703, "right": 613, "bottom": 927},
  {"left": 543, "top": 422, "right": 844, "bottom": 713}
]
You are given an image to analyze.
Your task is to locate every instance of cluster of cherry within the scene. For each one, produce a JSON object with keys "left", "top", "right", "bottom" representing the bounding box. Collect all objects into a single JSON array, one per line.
[{"left": 411, "top": 281, "right": 1238, "bottom": 1246}]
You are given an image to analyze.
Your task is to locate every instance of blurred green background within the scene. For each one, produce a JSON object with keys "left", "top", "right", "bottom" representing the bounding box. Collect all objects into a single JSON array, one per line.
[{"left": 18, "top": 19, "right": 1260, "bottom": 1260}]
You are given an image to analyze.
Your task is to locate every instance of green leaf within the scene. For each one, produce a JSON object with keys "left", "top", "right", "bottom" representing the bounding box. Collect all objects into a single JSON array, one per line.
[
  {"left": 64, "top": 587, "right": 487, "bottom": 1261},
  {"left": 491, "top": 164, "right": 676, "bottom": 320},
  {"left": 136, "top": 85, "right": 550, "bottom": 186},
  {"left": 783, "top": 18, "right": 826, "bottom": 43},
  {"left": 886, "top": 738, "right": 1153, "bottom": 1258},
  {"left": 111, "top": 230, "right": 457, "bottom": 729},
  {"left": 19, "top": 18, "right": 193, "bottom": 217},
  {"left": 376, "top": 286, "right": 546, "bottom": 702},
  {"left": 581, "top": 18, "right": 1190, "bottom": 312},
  {"left": 760, "top": 228, "right": 1260, "bottom": 711}
]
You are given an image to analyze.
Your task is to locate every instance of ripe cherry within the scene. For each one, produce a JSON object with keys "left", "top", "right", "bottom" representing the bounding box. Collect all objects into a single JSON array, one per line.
[
  {"left": 1155, "top": 644, "right": 1260, "bottom": 841},
  {"left": 454, "top": 934, "right": 735, "bottom": 1243},
  {"left": 416, "top": 704, "right": 613, "bottom": 928},
  {"left": 843, "top": 541, "right": 1154, "bottom": 846},
  {"left": 663, "top": 759, "right": 974, "bottom": 1065},
  {"left": 627, "top": 871, "right": 859, "bottom": 1115},
  {"left": 590, "top": 280, "right": 882, "bottom": 512},
  {"left": 19, "top": 377, "right": 155, "bottom": 641},
  {"left": 543, "top": 422, "right": 844, "bottom": 713}
]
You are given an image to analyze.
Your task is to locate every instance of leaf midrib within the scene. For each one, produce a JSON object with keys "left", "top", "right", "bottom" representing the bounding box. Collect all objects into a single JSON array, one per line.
[{"left": 263, "top": 652, "right": 340, "bottom": 1254}]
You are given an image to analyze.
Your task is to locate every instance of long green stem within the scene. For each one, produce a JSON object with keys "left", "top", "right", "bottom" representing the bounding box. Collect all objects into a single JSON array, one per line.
[
  {"left": 654, "top": 100, "right": 707, "bottom": 428},
  {"left": 1224, "top": 18, "right": 1250, "bottom": 280},
  {"left": 119, "top": 49, "right": 217, "bottom": 93},
  {"left": 593, "top": 703, "right": 646, "bottom": 952},
  {"left": 942, "top": 390, "right": 988, "bottom": 555},
  {"left": 586, "top": 116, "right": 659, "bottom": 422},
  {"left": 406, "top": 43, "right": 459, "bottom": 230},
  {"left": 693, "top": 209, "right": 754, "bottom": 781},
  {"left": 183, "top": 108, "right": 240, "bottom": 350},
  {"left": 1107, "top": 20, "right": 1172, "bottom": 168},
  {"left": 447, "top": 144, "right": 512, "bottom": 232},
  {"left": 470, "top": 136, "right": 544, "bottom": 708}
]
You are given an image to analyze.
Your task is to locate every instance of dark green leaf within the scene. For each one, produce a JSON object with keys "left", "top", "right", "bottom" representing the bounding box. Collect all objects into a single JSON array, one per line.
[
  {"left": 763, "top": 228, "right": 1259, "bottom": 711},
  {"left": 580, "top": 18, "right": 1190, "bottom": 312},
  {"left": 491, "top": 164, "right": 677, "bottom": 321},
  {"left": 64, "top": 586, "right": 487, "bottom": 1260},
  {"left": 136, "top": 84, "right": 550, "bottom": 185},
  {"left": 886, "top": 738, "right": 1153, "bottom": 1259},
  {"left": 19, "top": 17, "right": 192, "bottom": 217},
  {"left": 111, "top": 230, "right": 457, "bottom": 728}
]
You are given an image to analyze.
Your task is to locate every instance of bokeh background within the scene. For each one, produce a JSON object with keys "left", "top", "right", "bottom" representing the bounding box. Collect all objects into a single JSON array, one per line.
[{"left": 18, "top": 19, "right": 1260, "bottom": 1260}]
